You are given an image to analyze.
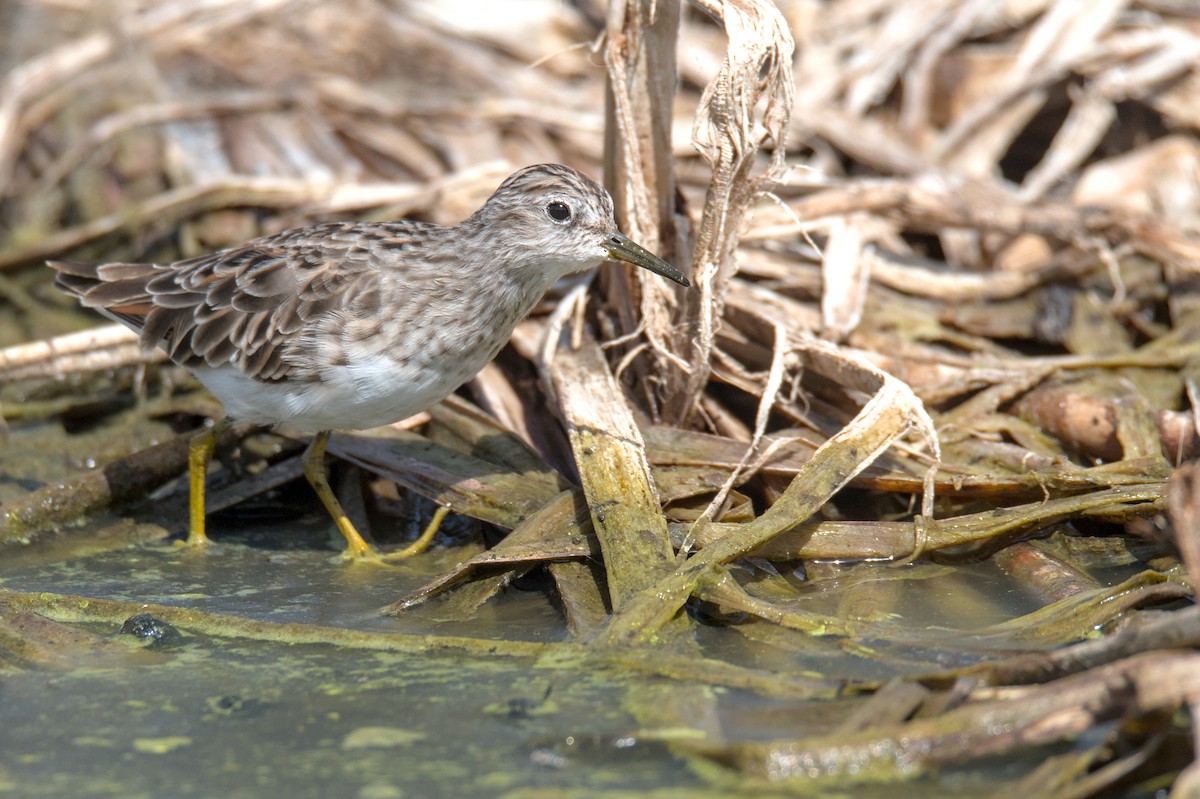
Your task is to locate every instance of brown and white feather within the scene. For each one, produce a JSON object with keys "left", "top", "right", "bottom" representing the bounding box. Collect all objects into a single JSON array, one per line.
[{"left": 48, "top": 164, "right": 681, "bottom": 433}]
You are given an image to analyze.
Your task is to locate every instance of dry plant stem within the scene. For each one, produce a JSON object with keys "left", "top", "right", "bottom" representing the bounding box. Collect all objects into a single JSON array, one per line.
[
  {"left": 602, "top": 0, "right": 683, "bottom": 411},
  {"left": 0, "top": 0, "right": 298, "bottom": 196},
  {"left": 697, "top": 568, "right": 851, "bottom": 637},
  {"left": 548, "top": 332, "right": 676, "bottom": 611},
  {"left": 648, "top": 419, "right": 1168, "bottom": 500},
  {"left": 1047, "top": 733, "right": 1174, "bottom": 799},
  {"left": 895, "top": 0, "right": 992, "bottom": 144},
  {"left": 342, "top": 407, "right": 587, "bottom": 610},
  {"left": 1015, "top": 382, "right": 1180, "bottom": 465},
  {"left": 315, "top": 81, "right": 605, "bottom": 137},
  {"left": 204, "top": 454, "right": 305, "bottom": 516},
  {"left": 1018, "top": 88, "right": 1117, "bottom": 203},
  {"left": 0, "top": 166, "right": 508, "bottom": 272},
  {"left": 1167, "top": 462, "right": 1200, "bottom": 588},
  {"left": 864, "top": 247, "right": 1064, "bottom": 302},
  {"left": 820, "top": 215, "right": 876, "bottom": 340},
  {"left": 37, "top": 90, "right": 295, "bottom": 192},
  {"left": 0, "top": 325, "right": 160, "bottom": 383},
  {"left": 600, "top": 343, "right": 935, "bottom": 645},
  {"left": 757, "top": 177, "right": 1200, "bottom": 274},
  {"left": 426, "top": 574, "right": 528, "bottom": 622},
  {"left": 705, "top": 651, "right": 1200, "bottom": 785},
  {"left": 704, "top": 559, "right": 1187, "bottom": 648},
  {"left": 464, "top": 361, "right": 541, "bottom": 454},
  {"left": 3, "top": 179, "right": 381, "bottom": 270},
  {"left": 603, "top": 0, "right": 679, "bottom": 258},
  {"left": 837, "top": 679, "right": 931, "bottom": 735},
  {"left": 933, "top": 0, "right": 1127, "bottom": 168},
  {"left": 667, "top": 0, "right": 794, "bottom": 424},
  {"left": 687, "top": 320, "right": 791, "bottom": 548},
  {"left": 0, "top": 35, "right": 110, "bottom": 192},
  {"left": 334, "top": 423, "right": 568, "bottom": 590},
  {"left": 1005, "top": 746, "right": 1133, "bottom": 799}
]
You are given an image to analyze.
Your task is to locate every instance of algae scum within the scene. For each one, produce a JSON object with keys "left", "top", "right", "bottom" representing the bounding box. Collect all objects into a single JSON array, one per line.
[
  {"left": 0, "top": 530, "right": 1108, "bottom": 798},
  {"left": 0, "top": 514, "right": 680, "bottom": 797}
]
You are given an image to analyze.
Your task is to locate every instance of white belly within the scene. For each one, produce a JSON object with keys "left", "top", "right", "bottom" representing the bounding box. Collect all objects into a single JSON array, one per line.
[{"left": 192, "top": 352, "right": 476, "bottom": 433}]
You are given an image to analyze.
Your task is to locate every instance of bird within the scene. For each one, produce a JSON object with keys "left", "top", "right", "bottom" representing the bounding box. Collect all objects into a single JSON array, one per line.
[{"left": 49, "top": 164, "right": 689, "bottom": 562}]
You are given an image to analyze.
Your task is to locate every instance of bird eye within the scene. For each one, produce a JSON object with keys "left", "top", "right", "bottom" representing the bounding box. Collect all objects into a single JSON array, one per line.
[{"left": 546, "top": 201, "right": 572, "bottom": 222}]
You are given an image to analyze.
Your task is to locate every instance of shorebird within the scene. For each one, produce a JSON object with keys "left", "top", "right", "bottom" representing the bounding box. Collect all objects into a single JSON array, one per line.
[{"left": 51, "top": 164, "right": 688, "bottom": 561}]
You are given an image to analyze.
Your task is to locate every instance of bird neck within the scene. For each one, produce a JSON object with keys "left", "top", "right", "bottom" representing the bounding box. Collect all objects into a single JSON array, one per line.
[{"left": 456, "top": 214, "right": 576, "bottom": 291}]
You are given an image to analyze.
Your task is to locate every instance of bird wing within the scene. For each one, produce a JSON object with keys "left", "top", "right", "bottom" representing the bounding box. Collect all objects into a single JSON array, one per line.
[{"left": 50, "top": 222, "right": 400, "bottom": 382}]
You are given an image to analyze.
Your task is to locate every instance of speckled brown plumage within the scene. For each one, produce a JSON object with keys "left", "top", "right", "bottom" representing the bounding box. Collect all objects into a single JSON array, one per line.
[
  {"left": 50, "top": 163, "right": 688, "bottom": 433},
  {"left": 48, "top": 163, "right": 688, "bottom": 558},
  {"left": 52, "top": 222, "right": 454, "bottom": 383}
]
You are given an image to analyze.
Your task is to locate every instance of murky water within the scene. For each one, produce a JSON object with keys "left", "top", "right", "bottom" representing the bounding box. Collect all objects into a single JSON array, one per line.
[{"left": 0, "top": 414, "right": 1175, "bottom": 796}]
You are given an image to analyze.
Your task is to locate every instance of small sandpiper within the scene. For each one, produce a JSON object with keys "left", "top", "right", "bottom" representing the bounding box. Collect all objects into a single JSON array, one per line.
[{"left": 51, "top": 164, "right": 689, "bottom": 561}]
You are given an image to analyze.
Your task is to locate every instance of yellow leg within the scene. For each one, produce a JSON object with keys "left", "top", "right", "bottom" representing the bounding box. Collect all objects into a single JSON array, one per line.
[
  {"left": 187, "top": 418, "right": 232, "bottom": 548},
  {"left": 302, "top": 430, "right": 380, "bottom": 561},
  {"left": 382, "top": 504, "right": 450, "bottom": 561}
]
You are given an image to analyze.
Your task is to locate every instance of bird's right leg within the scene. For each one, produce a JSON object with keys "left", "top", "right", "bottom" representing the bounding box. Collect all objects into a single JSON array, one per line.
[
  {"left": 187, "top": 417, "right": 233, "bottom": 547},
  {"left": 302, "top": 430, "right": 381, "bottom": 562}
]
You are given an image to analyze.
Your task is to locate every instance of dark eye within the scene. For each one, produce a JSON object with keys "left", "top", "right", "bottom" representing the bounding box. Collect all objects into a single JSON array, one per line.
[{"left": 546, "top": 201, "right": 571, "bottom": 222}]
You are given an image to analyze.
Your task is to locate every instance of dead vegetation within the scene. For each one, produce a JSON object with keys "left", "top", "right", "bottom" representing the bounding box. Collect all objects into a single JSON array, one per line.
[{"left": 2, "top": 0, "right": 1200, "bottom": 794}]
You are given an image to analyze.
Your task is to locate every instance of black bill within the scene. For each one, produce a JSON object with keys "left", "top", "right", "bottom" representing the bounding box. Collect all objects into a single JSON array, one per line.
[{"left": 604, "top": 232, "right": 690, "bottom": 287}]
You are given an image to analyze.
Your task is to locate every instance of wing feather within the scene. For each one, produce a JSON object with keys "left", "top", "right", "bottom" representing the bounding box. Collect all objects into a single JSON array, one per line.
[{"left": 46, "top": 221, "right": 412, "bottom": 382}]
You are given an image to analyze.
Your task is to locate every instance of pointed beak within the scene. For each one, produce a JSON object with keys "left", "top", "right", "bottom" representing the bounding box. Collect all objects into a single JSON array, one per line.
[{"left": 604, "top": 232, "right": 690, "bottom": 287}]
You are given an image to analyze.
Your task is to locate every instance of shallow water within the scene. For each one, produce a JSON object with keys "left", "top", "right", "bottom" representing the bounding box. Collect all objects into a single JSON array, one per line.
[
  {"left": 1, "top": 618, "right": 680, "bottom": 798},
  {"left": 0, "top": 413, "right": 1172, "bottom": 796}
]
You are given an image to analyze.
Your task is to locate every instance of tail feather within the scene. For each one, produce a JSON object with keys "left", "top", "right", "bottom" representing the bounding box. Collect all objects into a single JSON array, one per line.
[
  {"left": 48, "top": 260, "right": 101, "bottom": 298},
  {"left": 47, "top": 260, "right": 153, "bottom": 333},
  {"left": 47, "top": 259, "right": 101, "bottom": 278},
  {"left": 81, "top": 277, "right": 155, "bottom": 308}
]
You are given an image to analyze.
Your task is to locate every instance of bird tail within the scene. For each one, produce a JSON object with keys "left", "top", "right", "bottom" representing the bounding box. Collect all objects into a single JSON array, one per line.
[{"left": 47, "top": 260, "right": 156, "bottom": 332}]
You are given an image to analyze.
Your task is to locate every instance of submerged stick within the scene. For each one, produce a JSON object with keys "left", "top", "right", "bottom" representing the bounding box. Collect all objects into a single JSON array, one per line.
[
  {"left": 697, "top": 651, "right": 1200, "bottom": 785},
  {"left": 0, "top": 424, "right": 247, "bottom": 544},
  {"left": 0, "top": 588, "right": 545, "bottom": 658},
  {"left": 549, "top": 332, "right": 677, "bottom": 612}
]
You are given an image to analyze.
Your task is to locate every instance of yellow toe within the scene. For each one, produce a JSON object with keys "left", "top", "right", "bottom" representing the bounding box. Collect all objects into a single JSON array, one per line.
[{"left": 380, "top": 505, "right": 450, "bottom": 562}]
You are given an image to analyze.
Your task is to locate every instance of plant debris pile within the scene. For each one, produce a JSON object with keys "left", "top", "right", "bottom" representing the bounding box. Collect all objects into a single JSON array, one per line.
[{"left": 1, "top": 0, "right": 1199, "bottom": 794}]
